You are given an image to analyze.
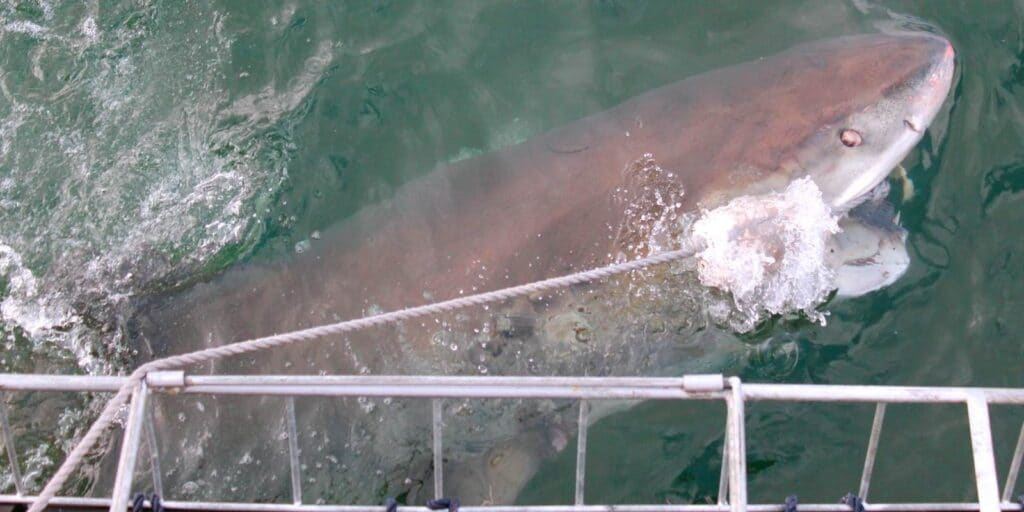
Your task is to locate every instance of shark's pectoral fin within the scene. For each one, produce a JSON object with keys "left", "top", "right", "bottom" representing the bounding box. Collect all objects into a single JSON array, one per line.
[{"left": 827, "top": 199, "right": 910, "bottom": 298}]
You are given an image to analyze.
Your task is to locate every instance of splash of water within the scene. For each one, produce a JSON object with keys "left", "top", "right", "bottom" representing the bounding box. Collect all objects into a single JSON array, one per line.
[
  {"left": 691, "top": 177, "right": 841, "bottom": 331},
  {"left": 0, "top": 3, "right": 338, "bottom": 376}
]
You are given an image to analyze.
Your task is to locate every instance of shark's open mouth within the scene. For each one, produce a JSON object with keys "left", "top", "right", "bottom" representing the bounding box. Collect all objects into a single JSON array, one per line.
[
  {"left": 610, "top": 150, "right": 915, "bottom": 333},
  {"left": 685, "top": 173, "right": 910, "bottom": 332},
  {"left": 826, "top": 179, "right": 910, "bottom": 298}
]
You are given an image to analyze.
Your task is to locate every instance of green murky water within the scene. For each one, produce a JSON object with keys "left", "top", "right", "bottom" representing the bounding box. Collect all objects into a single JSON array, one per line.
[{"left": 2, "top": 0, "right": 1023, "bottom": 506}]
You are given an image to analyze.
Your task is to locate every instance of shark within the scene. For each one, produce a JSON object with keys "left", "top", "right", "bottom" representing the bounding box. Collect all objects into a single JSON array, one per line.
[{"left": 120, "top": 31, "right": 955, "bottom": 506}]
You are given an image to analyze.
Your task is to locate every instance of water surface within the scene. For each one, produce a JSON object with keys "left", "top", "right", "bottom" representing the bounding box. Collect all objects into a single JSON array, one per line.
[{"left": 1, "top": 0, "right": 1023, "bottom": 506}]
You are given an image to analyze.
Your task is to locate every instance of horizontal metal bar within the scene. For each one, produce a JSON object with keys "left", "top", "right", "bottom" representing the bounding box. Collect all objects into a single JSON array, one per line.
[
  {"left": 0, "top": 375, "right": 125, "bottom": 392},
  {"left": 180, "top": 385, "right": 716, "bottom": 400},
  {"left": 2, "top": 495, "right": 1023, "bottom": 512},
  {"left": 182, "top": 376, "right": 702, "bottom": 388},
  {"left": 5, "top": 374, "right": 1024, "bottom": 404},
  {"left": 740, "top": 384, "right": 1024, "bottom": 404},
  {"left": 0, "top": 374, "right": 700, "bottom": 391}
]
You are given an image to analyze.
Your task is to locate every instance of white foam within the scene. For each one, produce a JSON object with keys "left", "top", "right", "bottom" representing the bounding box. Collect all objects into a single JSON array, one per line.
[
  {"left": 4, "top": 21, "right": 47, "bottom": 37},
  {"left": 0, "top": 243, "right": 77, "bottom": 338},
  {"left": 691, "top": 177, "right": 840, "bottom": 330},
  {"left": 0, "top": 8, "right": 270, "bottom": 376},
  {"left": 81, "top": 17, "right": 98, "bottom": 41}
]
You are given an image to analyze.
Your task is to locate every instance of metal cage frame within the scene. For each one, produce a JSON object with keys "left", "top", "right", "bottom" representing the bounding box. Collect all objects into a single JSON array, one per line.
[{"left": 2, "top": 373, "right": 1024, "bottom": 512}]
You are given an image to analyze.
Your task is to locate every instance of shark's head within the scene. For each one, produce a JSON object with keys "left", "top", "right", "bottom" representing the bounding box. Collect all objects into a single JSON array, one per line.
[
  {"left": 791, "top": 32, "right": 955, "bottom": 297},
  {"left": 676, "top": 32, "right": 956, "bottom": 303},
  {"left": 677, "top": 32, "right": 955, "bottom": 214},
  {"left": 787, "top": 32, "right": 955, "bottom": 210}
]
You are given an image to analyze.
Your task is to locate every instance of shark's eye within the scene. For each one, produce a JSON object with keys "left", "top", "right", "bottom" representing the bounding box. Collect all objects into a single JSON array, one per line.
[{"left": 839, "top": 129, "right": 862, "bottom": 147}]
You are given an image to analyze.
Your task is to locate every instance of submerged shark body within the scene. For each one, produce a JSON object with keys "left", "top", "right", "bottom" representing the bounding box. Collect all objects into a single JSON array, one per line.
[{"left": 124, "top": 33, "right": 954, "bottom": 505}]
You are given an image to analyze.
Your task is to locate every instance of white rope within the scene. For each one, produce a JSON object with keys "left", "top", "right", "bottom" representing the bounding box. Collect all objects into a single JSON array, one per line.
[{"left": 28, "top": 245, "right": 698, "bottom": 512}]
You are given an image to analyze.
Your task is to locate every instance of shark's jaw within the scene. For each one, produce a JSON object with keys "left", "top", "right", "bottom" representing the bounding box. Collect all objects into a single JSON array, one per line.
[
  {"left": 686, "top": 32, "right": 956, "bottom": 304},
  {"left": 822, "top": 34, "right": 954, "bottom": 297},
  {"left": 777, "top": 32, "right": 954, "bottom": 298}
]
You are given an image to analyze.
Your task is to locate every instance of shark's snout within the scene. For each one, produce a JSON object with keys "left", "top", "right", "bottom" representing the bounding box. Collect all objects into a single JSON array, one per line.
[
  {"left": 795, "top": 32, "right": 956, "bottom": 211},
  {"left": 900, "top": 33, "right": 956, "bottom": 140}
]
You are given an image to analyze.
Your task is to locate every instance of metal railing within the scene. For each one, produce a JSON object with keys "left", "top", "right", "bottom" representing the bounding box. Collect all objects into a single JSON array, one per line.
[{"left": 2, "top": 373, "right": 1024, "bottom": 512}]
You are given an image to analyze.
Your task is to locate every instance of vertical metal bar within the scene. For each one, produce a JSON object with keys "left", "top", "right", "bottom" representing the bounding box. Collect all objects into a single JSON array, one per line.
[
  {"left": 859, "top": 403, "right": 886, "bottom": 500},
  {"left": 0, "top": 398, "right": 24, "bottom": 496},
  {"left": 726, "top": 377, "right": 747, "bottom": 512},
  {"left": 1002, "top": 420, "right": 1024, "bottom": 502},
  {"left": 966, "top": 396, "right": 1000, "bottom": 512},
  {"left": 574, "top": 400, "right": 589, "bottom": 506},
  {"left": 717, "top": 428, "right": 729, "bottom": 505},
  {"left": 285, "top": 397, "right": 302, "bottom": 505},
  {"left": 432, "top": 399, "right": 444, "bottom": 500},
  {"left": 144, "top": 405, "right": 164, "bottom": 498},
  {"left": 110, "top": 382, "right": 149, "bottom": 512}
]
